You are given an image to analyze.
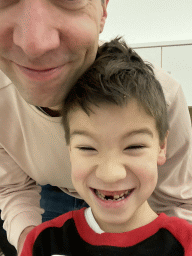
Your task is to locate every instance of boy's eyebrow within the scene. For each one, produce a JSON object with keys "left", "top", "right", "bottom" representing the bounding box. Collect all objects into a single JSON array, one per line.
[
  {"left": 122, "top": 128, "right": 154, "bottom": 139},
  {"left": 70, "top": 128, "right": 154, "bottom": 139},
  {"left": 70, "top": 130, "right": 94, "bottom": 139}
]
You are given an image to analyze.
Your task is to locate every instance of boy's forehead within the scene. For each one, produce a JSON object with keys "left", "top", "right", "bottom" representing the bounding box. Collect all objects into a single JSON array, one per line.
[
  {"left": 68, "top": 99, "right": 149, "bottom": 122},
  {"left": 68, "top": 100, "right": 159, "bottom": 140}
]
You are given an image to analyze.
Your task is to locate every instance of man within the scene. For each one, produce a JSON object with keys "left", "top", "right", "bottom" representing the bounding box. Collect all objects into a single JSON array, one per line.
[{"left": 0, "top": 0, "right": 191, "bottom": 255}]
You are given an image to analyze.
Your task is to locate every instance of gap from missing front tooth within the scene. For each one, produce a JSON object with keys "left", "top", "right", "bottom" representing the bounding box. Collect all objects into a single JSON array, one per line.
[{"left": 94, "top": 189, "right": 131, "bottom": 201}]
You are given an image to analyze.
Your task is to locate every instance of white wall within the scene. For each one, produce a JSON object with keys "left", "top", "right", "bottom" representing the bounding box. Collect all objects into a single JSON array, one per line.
[
  {"left": 99, "top": 0, "right": 192, "bottom": 106},
  {"left": 100, "top": 0, "right": 192, "bottom": 44}
]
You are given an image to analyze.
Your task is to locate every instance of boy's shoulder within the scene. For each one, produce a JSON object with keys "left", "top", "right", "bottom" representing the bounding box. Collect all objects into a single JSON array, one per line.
[
  {"left": 161, "top": 212, "right": 192, "bottom": 231},
  {"left": 29, "top": 208, "right": 82, "bottom": 239},
  {"left": 20, "top": 208, "right": 85, "bottom": 256},
  {"left": 161, "top": 213, "right": 192, "bottom": 248}
]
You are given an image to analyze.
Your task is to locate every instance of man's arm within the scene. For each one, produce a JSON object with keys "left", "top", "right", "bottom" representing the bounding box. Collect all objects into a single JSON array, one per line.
[
  {"left": 0, "top": 147, "right": 44, "bottom": 250},
  {"left": 149, "top": 66, "right": 192, "bottom": 221}
]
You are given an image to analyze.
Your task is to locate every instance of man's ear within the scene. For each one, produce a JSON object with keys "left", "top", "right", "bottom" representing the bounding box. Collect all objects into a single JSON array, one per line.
[
  {"left": 100, "top": 0, "right": 109, "bottom": 33},
  {"left": 157, "top": 131, "right": 169, "bottom": 166}
]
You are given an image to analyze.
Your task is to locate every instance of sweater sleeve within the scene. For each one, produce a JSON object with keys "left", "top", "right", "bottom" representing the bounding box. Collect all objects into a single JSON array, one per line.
[
  {"left": 0, "top": 147, "right": 44, "bottom": 250},
  {"left": 149, "top": 66, "right": 192, "bottom": 222}
]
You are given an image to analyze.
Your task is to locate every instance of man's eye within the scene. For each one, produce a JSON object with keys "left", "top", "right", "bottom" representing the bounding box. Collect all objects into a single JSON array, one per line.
[
  {"left": 63, "top": 0, "right": 87, "bottom": 5},
  {"left": 55, "top": 0, "right": 87, "bottom": 9},
  {"left": 0, "top": 0, "right": 19, "bottom": 8}
]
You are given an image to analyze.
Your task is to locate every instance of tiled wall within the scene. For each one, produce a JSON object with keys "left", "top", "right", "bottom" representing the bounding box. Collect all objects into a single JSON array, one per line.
[{"left": 133, "top": 41, "right": 192, "bottom": 106}]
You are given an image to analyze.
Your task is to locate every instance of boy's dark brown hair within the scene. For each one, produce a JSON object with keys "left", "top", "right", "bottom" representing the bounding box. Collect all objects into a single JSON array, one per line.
[{"left": 62, "top": 37, "right": 168, "bottom": 144}]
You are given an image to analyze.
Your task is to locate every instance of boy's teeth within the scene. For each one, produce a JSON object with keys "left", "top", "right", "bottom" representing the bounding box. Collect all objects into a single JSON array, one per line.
[
  {"left": 95, "top": 189, "right": 133, "bottom": 201},
  {"left": 114, "top": 194, "right": 120, "bottom": 199}
]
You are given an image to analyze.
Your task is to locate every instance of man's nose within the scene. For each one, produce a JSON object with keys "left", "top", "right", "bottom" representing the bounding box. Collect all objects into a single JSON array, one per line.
[
  {"left": 13, "top": 1, "right": 60, "bottom": 58},
  {"left": 95, "top": 158, "right": 127, "bottom": 183}
]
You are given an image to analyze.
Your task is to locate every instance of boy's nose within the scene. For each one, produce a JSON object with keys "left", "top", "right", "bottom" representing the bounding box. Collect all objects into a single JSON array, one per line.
[
  {"left": 95, "top": 159, "right": 127, "bottom": 183},
  {"left": 13, "top": 1, "right": 60, "bottom": 58}
]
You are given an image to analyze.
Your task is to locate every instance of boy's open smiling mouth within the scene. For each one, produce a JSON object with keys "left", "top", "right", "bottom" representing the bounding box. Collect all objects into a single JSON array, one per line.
[{"left": 91, "top": 188, "right": 135, "bottom": 203}]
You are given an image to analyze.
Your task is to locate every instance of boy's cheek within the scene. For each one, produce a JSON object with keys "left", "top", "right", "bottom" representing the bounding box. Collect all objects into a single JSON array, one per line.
[
  {"left": 71, "top": 160, "right": 90, "bottom": 184},
  {"left": 72, "top": 168, "right": 87, "bottom": 182}
]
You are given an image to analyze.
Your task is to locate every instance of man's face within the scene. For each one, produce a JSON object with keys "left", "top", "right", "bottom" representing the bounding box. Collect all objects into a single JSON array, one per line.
[
  {"left": 0, "top": 0, "right": 108, "bottom": 107},
  {"left": 69, "top": 100, "right": 167, "bottom": 233}
]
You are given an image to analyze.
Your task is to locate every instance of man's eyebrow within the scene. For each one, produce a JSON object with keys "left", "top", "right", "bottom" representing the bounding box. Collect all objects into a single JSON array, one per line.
[{"left": 122, "top": 128, "right": 154, "bottom": 139}]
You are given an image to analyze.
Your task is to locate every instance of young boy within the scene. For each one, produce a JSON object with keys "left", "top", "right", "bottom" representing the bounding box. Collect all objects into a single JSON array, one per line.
[{"left": 20, "top": 38, "right": 192, "bottom": 256}]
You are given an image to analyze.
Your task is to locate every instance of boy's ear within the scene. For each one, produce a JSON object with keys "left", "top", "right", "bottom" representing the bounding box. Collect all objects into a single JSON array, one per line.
[{"left": 157, "top": 131, "right": 169, "bottom": 166}]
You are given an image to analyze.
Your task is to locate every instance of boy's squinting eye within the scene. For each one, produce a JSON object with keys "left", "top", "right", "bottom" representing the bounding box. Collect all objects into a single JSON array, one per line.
[
  {"left": 125, "top": 145, "right": 145, "bottom": 150},
  {"left": 77, "top": 146, "right": 97, "bottom": 151}
]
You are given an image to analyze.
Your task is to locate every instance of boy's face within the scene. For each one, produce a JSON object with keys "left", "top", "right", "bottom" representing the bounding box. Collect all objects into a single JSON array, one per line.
[{"left": 68, "top": 99, "right": 167, "bottom": 232}]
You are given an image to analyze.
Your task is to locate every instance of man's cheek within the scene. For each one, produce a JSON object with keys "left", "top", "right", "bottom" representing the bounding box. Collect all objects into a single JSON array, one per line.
[
  {"left": 66, "top": 17, "right": 100, "bottom": 50},
  {"left": 0, "top": 23, "right": 14, "bottom": 48}
]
